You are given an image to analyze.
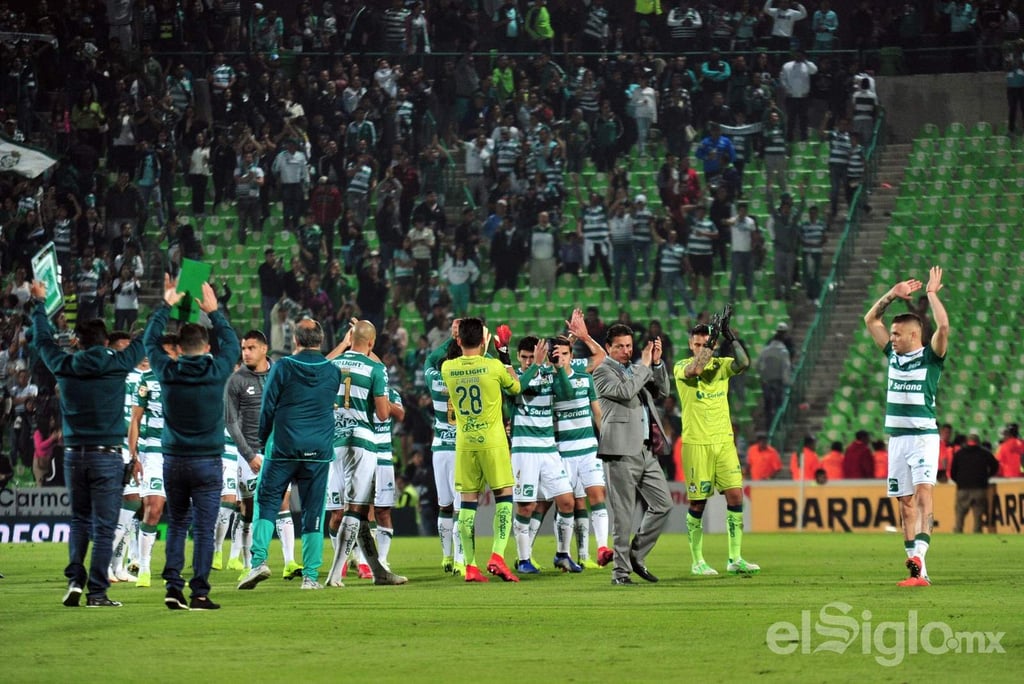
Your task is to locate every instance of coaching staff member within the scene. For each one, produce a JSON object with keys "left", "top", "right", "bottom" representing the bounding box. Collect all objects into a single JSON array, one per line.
[
  {"left": 30, "top": 281, "right": 144, "bottom": 608},
  {"left": 145, "top": 275, "right": 240, "bottom": 610},
  {"left": 238, "top": 319, "right": 341, "bottom": 591},
  {"left": 592, "top": 324, "right": 672, "bottom": 586}
]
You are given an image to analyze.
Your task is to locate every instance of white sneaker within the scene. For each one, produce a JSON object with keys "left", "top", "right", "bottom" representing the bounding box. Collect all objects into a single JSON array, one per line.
[
  {"left": 691, "top": 561, "right": 719, "bottom": 576},
  {"left": 237, "top": 563, "right": 272, "bottom": 590},
  {"left": 327, "top": 578, "right": 345, "bottom": 588},
  {"left": 727, "top": 558, "right": 761, "bottom": 574},
  {"left": 113, "top": 568, "right": 137, "bottom": 582},
  {"left": 300, "top": 577, "right": 323, "bottom": 590}
]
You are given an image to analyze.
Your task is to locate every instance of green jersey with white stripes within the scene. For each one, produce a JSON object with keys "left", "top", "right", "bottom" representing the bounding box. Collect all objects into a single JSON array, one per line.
[
  {"left": 124, "top": 368, "right": 144, "bottom": 442},
  {"left": 512, "top": 366, "right": 558, "bottom": 455},
  {"left": 223, "top": 428, "right": 239, "bottom": 461},
  {"left": 553, "top": 370, "right": 598, "bottom": 458},
  {"left": 426, "top": 366, "right": 457, "bottom": 452},
  {"left": 137, "top": 369, "right": 165, "bottom": 452},
  {"left": 883, "top": 342, "right": 944, "bottom": 437},
  {"left": 373, "top": 388, "right": 401, "bottom": 465},
  {"left": 332, "top": 350, "right": 388, "bottom": 450}
]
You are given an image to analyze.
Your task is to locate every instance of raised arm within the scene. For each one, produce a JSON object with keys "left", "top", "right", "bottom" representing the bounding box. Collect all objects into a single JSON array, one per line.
[
  {"left": 864, "top": 278, "right": 922, "bottom": 349},
  {"left": 925, "top": 265, "right": 949, "bottom": 358}
]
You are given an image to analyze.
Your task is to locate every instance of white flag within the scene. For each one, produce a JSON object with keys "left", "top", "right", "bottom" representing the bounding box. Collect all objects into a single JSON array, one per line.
[{"left": 0, "top": 136, "right": 57, "bottom": 179}]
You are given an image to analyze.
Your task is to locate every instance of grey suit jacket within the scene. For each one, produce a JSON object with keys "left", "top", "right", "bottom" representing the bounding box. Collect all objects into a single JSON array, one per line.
[{"left": 593, "top": 358, "right": 671, "bottom": 459}]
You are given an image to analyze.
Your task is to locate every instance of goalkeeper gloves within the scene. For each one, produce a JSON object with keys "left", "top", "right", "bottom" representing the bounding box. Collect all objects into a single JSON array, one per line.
[
  {"left": 720, "top": 303, "right": 736, "bottom": 342},
  {"left": 495, "top": 324, "right": 513, "bottom": 366}
]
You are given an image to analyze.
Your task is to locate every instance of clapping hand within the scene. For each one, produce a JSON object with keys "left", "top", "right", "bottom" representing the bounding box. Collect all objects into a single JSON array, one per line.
[
  {"left": 163, "top": 274, "right": 184, "bottom": 307},
  {"left": 926, "top": 266, "right": 943, "bottom": 294},
  {"left": 641, "top": 340, "right": 654, "bottom": 367},
  {"left": 652, "top": 337, "right": 663, "bottom": 364},
  {"left": 721, "top": 303, "right": 736, "bottom": 342},
  {"left": 890, "top": 278, "right": 922, "bottom": 301}
]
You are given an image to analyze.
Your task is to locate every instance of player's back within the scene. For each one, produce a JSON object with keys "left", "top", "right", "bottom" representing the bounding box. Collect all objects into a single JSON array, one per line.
[
  {"left": 332, "top": 350, "right": 387, "bottom": 448},
  {"left": 426, "top": 366, "right": 457, "bottom": 450},
  {"left": 441, "top": 355, "right": 519, "bottom": 452}
]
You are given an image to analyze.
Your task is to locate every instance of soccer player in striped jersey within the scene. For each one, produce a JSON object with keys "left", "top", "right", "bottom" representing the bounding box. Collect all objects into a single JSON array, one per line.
[
  {"left": 111, "top": 338, "right": 144, "bottom": 583},
  {"left": 426, "top": 339, "right": 463, "bottom": 574},
  {"left": 128, "top": 335, "right": 178, "bottom": 588},
  {"left": 864, "top": 266, "right": 949, "bottom": 586},
  {"left": 551, "top": 337, "right": 611, "bottom": 569},
  {"left": 212, "top": 428, "right": 241, "bottom": 575},
  {"left": 440, "top": 318, "right": 523, "bottom": 582},
  {"left": 799, "top": 206, "right": 827, "bottom": 306},
  {"left": 370, "top": 388, "right": 405, "bottom": 571},
  {"left": 325, "top": 320, "right": 407, "bottom": 587},
  {"left": 510, "top": 336, "right": 581, "bottom": 574}
]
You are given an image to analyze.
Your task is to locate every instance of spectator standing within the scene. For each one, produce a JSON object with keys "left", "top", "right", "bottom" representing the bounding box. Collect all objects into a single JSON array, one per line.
[
  {"left": 1007, "top": 41, "right": 1024, "bottom": 133},
  {"left": 763, "top": 0, "right": 807, "bottom": 53},
  {"left": 779, "top": 50, "right": 818, "bottom": 141},
  {"left": 578, "top": 191, "right": 613, "bottom": 287},
  {"left": 529, "top": 211, "right": 559, "bottom": 297},
  {"left": 235, "top": 151, "right": 265, "bottom": 244},
  {"left": 525, "top": 0, "right": 555, "bottom": 53},
  {"left": 762, "top": 109, "right": 789, "bottom": 192},
  {"left": 821, "top": 441, "right": 845, "bottom": 481},
  {"left": 30, "top": 280, "right": 144, "bottom": 608},
  {"left": 259, "top": 248, "right": 285, "bottom": 334},
  {"left": 608, "top": 200, "right": 636, "bottom": 302},
  {"left": 111, "top": 264, "right": 141, "bottom": 332},
  {"left": 144, "top": 277, "right": 240, "bottom": 611},
  {"left": 842, "top": 430, "right": 875, "bottom": 479},
  {"left": 851, "top": 77, "right": 879, "bottom": 144},
  {"left": 799, "top": 205, "right": 827, "bottom": 305},
  {"left": 873, "top": 440, "right": 888, "bottom": 479},
  {"left": 272, "top": 139, "right": 310, "bottom": 232},
  {"left": 755, "top": 325, "right": 791, "bottom": 430},
  {"left": 811, "top": 1, "right": 838, "bottom": 52},
  {"left": 439, "top": 245, "right": 479, "bottom": 317},
  {"left": 104, "top": 172, "right": 144, "bottom": 242},
  {"left": 727, "top": 200, "right": 759, "bottom": 302},
  {"left": 655, "top": 228, "right": 696, "bottom": 318},
  {"left": 492, "top": 216, "right": 528, "bottom": 292},
  {"left": 187, "top": 132, "right": 212, "bottom": 218},
  {"left": 996, "top": 423, "right": 1023, "bottom": 477},
  {"left": 8, "top": 369, "right": 38, "bottom": 476},
  {"left": 667, "top": 2, "right": 703, "bottom": 54},
  {"left": 951, "top": 435, "right": 1000, "bottom": 533},
  {"left": 766, "top": 184, "right": 806, "bottom": 301},
  {"left": 629, "top": 75, "right": 658, "bottom": 159},
  {"left": 696, "top": 123, "right": 736, "bottom": 185},
  {"left": 823, "top": 117, "right": 852, "bottom": 222},
  {"left": 701, "top": 48, "right": 733, "bottom": 97}
]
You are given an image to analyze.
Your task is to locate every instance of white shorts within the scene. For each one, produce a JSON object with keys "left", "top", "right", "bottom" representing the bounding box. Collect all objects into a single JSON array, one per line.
[
  {"left": 432, "top": 449, "right": 458, "bottom": 508},
  {"left": 221, "top": 457, "right": 238, "bottom": 498},
  {"left": 140, "top": 452, "right": 165, "bottom": 499},
  {"left": 887, "top": 433, "right": 940, "bottom": 497},
  {"left": 121, "top": 447, "right": 141, "bottom": 497},
  {"left": 512, "top": 451, "right": 573, "bottom": 503},
  {"left": 375, "top": 462, "right": 396, "bottom": 507},
  {"left": 237, "top": 457, "right": 259, "bottom": 498},
  {"left": 326, "top": 452, "right": 346, "bottom": 511},
  {"left": 342, "top": 445, "right": 376, "bottom": 506},
  {"left": 563, "top": 453, "right": 606, "bottom": 498}
]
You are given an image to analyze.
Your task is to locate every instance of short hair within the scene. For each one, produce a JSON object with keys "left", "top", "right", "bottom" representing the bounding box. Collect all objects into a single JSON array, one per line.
[
  {"left": 830, "top": 441, "right": 844, "bottom": 452},
  {"left": 690, "top": 324, "right": 711, "bottom": 337},
  {"left": 803, "top": 435, "right": 816, "bottom": 447},
  {"left": 178, "top": 323, "right": 210, "bottom": 354},
  {"left": 518, "top": 335, "right": 539, "bottom": 353},
  {"left": 107, "top": 330, "right": 131, "bottom": 345},
  {"left": 892, "top": 313, "right": 922, "bottom": 330},
  {"left": 457, "top": 317, "right": 484, "bottom": 348},
  {"left": 75, "top": 319, "right": 109, "bottom": 348},
  {"left": 294, "top": 319, "right": 324, "bottom": 348},
  {"left": 243, "top": 329, "right": 268, "bottom": 345},
  {"left": 871, "top": 440, "right": 885, "bottom": 450},
  {"left": 855, "top": 430, "right": 870, "bottom": 441},
  {"left": 159, "top": 333, "right": 179, "bottom": 348},
  {"left": 605, "top": 323, "right": 633, "bottom": 345},
  {"left": 551, "top": 335, "right": 571, "bottom": 349}
]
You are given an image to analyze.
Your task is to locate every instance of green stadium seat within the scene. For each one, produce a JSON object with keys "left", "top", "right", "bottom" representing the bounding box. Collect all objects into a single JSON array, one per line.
[
  {"left": 972, "top": 121, "right": 993, "bottom": 136},
  {"left": 946, "top": 122, "right": 968, "bottom": 138}
]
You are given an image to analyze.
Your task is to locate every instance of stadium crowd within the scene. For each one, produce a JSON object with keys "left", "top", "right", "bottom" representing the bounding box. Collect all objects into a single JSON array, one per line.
[{"left": 2, "top": 0, "right": 1023, "bottom": 525}]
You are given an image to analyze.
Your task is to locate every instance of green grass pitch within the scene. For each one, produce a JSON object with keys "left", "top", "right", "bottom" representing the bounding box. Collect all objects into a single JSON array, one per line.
[{"left": 2, "top": 533, "right": 1022, "bottom": 683}]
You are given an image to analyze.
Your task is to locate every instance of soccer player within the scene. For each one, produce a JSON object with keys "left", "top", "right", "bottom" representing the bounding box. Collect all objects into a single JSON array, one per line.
[
  {"left": 509, "top": 336, "right": 580, "bottom": 574},
  {"left": 864, "top": 266, "right": 949, "bottom": 586},
  {"left": 110, "top": 335, "right": 144, "bottom": 583},
  {"left": 370, "top": 387, "right": 405, "bottom": 571},
  {"left": 213, "top": 427, "right": 241, "bottom": 573},
  {"left": 673, "top": 317, "right": 760, "bottom": 576},
  {"left": 128, "top": 335, "right": 178, "bottom": 588},
  {"left": 551, "top": 336, "right": 611, "bottom": 569},
  {"left": 440, "top": 317, "right": 522, "bottom": 583},
  {"left": 425, "top": 337, "right": 464, "bottom": 574},
  {"left": 324, "top": 320, "right": 407, "bottom": 587}
]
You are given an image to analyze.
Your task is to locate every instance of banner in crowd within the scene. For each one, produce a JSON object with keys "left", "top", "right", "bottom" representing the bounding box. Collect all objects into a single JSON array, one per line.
[
  {"left": 0, "top": 31, "right": 59, "bottom": 47},
  {"left": 0, "top": 136, "right": 58, "bottom": 179},
  {"left": 749, "top": 480, "right": 1024, "bottom": 534}
]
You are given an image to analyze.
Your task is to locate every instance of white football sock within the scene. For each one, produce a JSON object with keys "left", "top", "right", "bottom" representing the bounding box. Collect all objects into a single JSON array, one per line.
[
  {"left": 214, "top": 505, "right": 233, "bottom": 551},
  {"left": 528, "top": 515, "right": 542, "bottom": 555},
  {"left": 452, "top": 508, "right": 465, "bottom": 564},
  {"left": 327, "top": 515, "right": 360, "bottom": 583},
  {"left": 229, "top": 515, "right": 244, "bottom": 559},
  {"left": 555, "top": 512, "right": 574, "bottom": 555},
  {"left": 376, "top": 526, "right": 393, "bottom": 569},
  {"left": 242, "top": 522, "right": 252, "bottom": 568},
  {"left": 574, "top": 514, "right": 591, "bottom": 560},
  {"left": 438, "top": 515, "right": 454, "bottom": 558},
  {"left": 591, "top": 507, "right": 609, "bottom": 549},
  {"left": 514, "top": 516, "right": 532, "bottom": 563},
  {"left": 139, "top": 529, "right": 157, "bottom": 573},
  {"left": 276, "top": 513, "right": 295, "bottom": 565}
]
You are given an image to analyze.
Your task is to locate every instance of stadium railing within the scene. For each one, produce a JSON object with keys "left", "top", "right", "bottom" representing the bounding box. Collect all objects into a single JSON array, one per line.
[{"left": 767, "top": 109, "right": 888, "bottom": 455}]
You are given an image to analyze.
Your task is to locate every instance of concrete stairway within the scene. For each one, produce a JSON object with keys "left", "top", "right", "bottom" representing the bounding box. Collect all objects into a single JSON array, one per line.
[{"left": 783, "top": 142, "right": 912, "bottom": 452}]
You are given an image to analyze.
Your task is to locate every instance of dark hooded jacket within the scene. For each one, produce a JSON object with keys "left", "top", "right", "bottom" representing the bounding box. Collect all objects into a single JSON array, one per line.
[{"left": 259, "top": 350, "right": 341, "bottom": 461}]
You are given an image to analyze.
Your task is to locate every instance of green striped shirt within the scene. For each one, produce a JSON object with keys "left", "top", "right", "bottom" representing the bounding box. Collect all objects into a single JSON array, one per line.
[
  {"left": 373, "top": 388, "right": 401, "bottom": 465},
  {"left": 124, "top": 368, "right": 144, "bottom": 442},
  {"left": 223, "top": 428, "right": 239, "bottom": 461},
  {"left": 332, "top": 351, "right": 388, "bottom": 450},
  {"left": 511, "top": 366, "right": 558, "bottom": 455},
  {"left": 553, "top": 371, "right": 598, "bottom": 458},
  {"left": 137, "top": 369, "right": 165, "bottom": 453},
  {"left": 426, "top": 366, "right": 456, "bottom": 452},
  {"left": 883, "top": 342, "right": 944, "bottom": 436}
]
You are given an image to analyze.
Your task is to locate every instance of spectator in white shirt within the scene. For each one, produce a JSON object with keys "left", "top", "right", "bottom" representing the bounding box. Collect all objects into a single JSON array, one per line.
[
  {"left": 764, "top": 0, "right": 807, "bottom": 53},
  {"left": 780, "top": 49, "right": 818, "bottom": 141},
  {"left": 440, "top": 245, "right": 480, "bottom": 316}
]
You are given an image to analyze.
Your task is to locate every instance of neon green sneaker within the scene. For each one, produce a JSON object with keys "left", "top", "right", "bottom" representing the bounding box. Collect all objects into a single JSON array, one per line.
[
  {"left": 282, "top": 561, "right": 303, "bottom": 579},
  {"left": 442, "top": 556, "right": 454, "bottom": 573},
  {"left": 580, "top": 558, "right": 600, "bottom": 570},
  {"left": 529, "top": 557, "right": 545, "bottom": 571},
  {"left": 691, "top": 561, "right": 719, "bottom": 576},
  {"left": 727, "top": 558, "right": 761, "bottom": 575},
  {"left": 227, "top": 556, "right": 245, "bottom": 571},
  {"left": 136, "top": 571, "right": 151, "bottom": 588},
  {"left": 212, "top": 551, "right": 223, "bottom": 571},
  {"left": 452, "top": 562, "right": 466, "bottom": 577},
  {"left": 238, "top": 568, "right": 251, "bottom": 582}
]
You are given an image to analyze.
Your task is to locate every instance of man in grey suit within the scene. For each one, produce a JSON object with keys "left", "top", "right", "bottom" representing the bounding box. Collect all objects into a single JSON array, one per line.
[{"left": 592, "top": 324, "right": 673, "bottom": 585}]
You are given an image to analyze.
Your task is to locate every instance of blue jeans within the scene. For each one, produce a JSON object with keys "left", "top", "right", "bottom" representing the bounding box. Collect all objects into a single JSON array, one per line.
[
  {"left": 663, "top": 271, "right": 695, "bottom": 317},
  {"left": 162, "top": 455, "right": 221, "bottom": 597},
  {"left": 612, "top": 243, "right": 637, "bottom": 301},
  {"left": 64, "top": 448, "right": 124, "bottom": 598}
]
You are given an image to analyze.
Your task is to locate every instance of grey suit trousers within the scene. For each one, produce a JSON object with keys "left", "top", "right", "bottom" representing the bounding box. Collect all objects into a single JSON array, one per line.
[{"left": 605, "top": 446, "right": 672, "bottom": 580}]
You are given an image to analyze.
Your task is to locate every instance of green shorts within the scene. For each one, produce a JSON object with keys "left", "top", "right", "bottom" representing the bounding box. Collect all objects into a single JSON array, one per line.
[
  {"left": 456, "top": 445, "right": 514, "bottom": 494},
  {"left": 683, "top": 442, "right": 743, "bottom": 500}
]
